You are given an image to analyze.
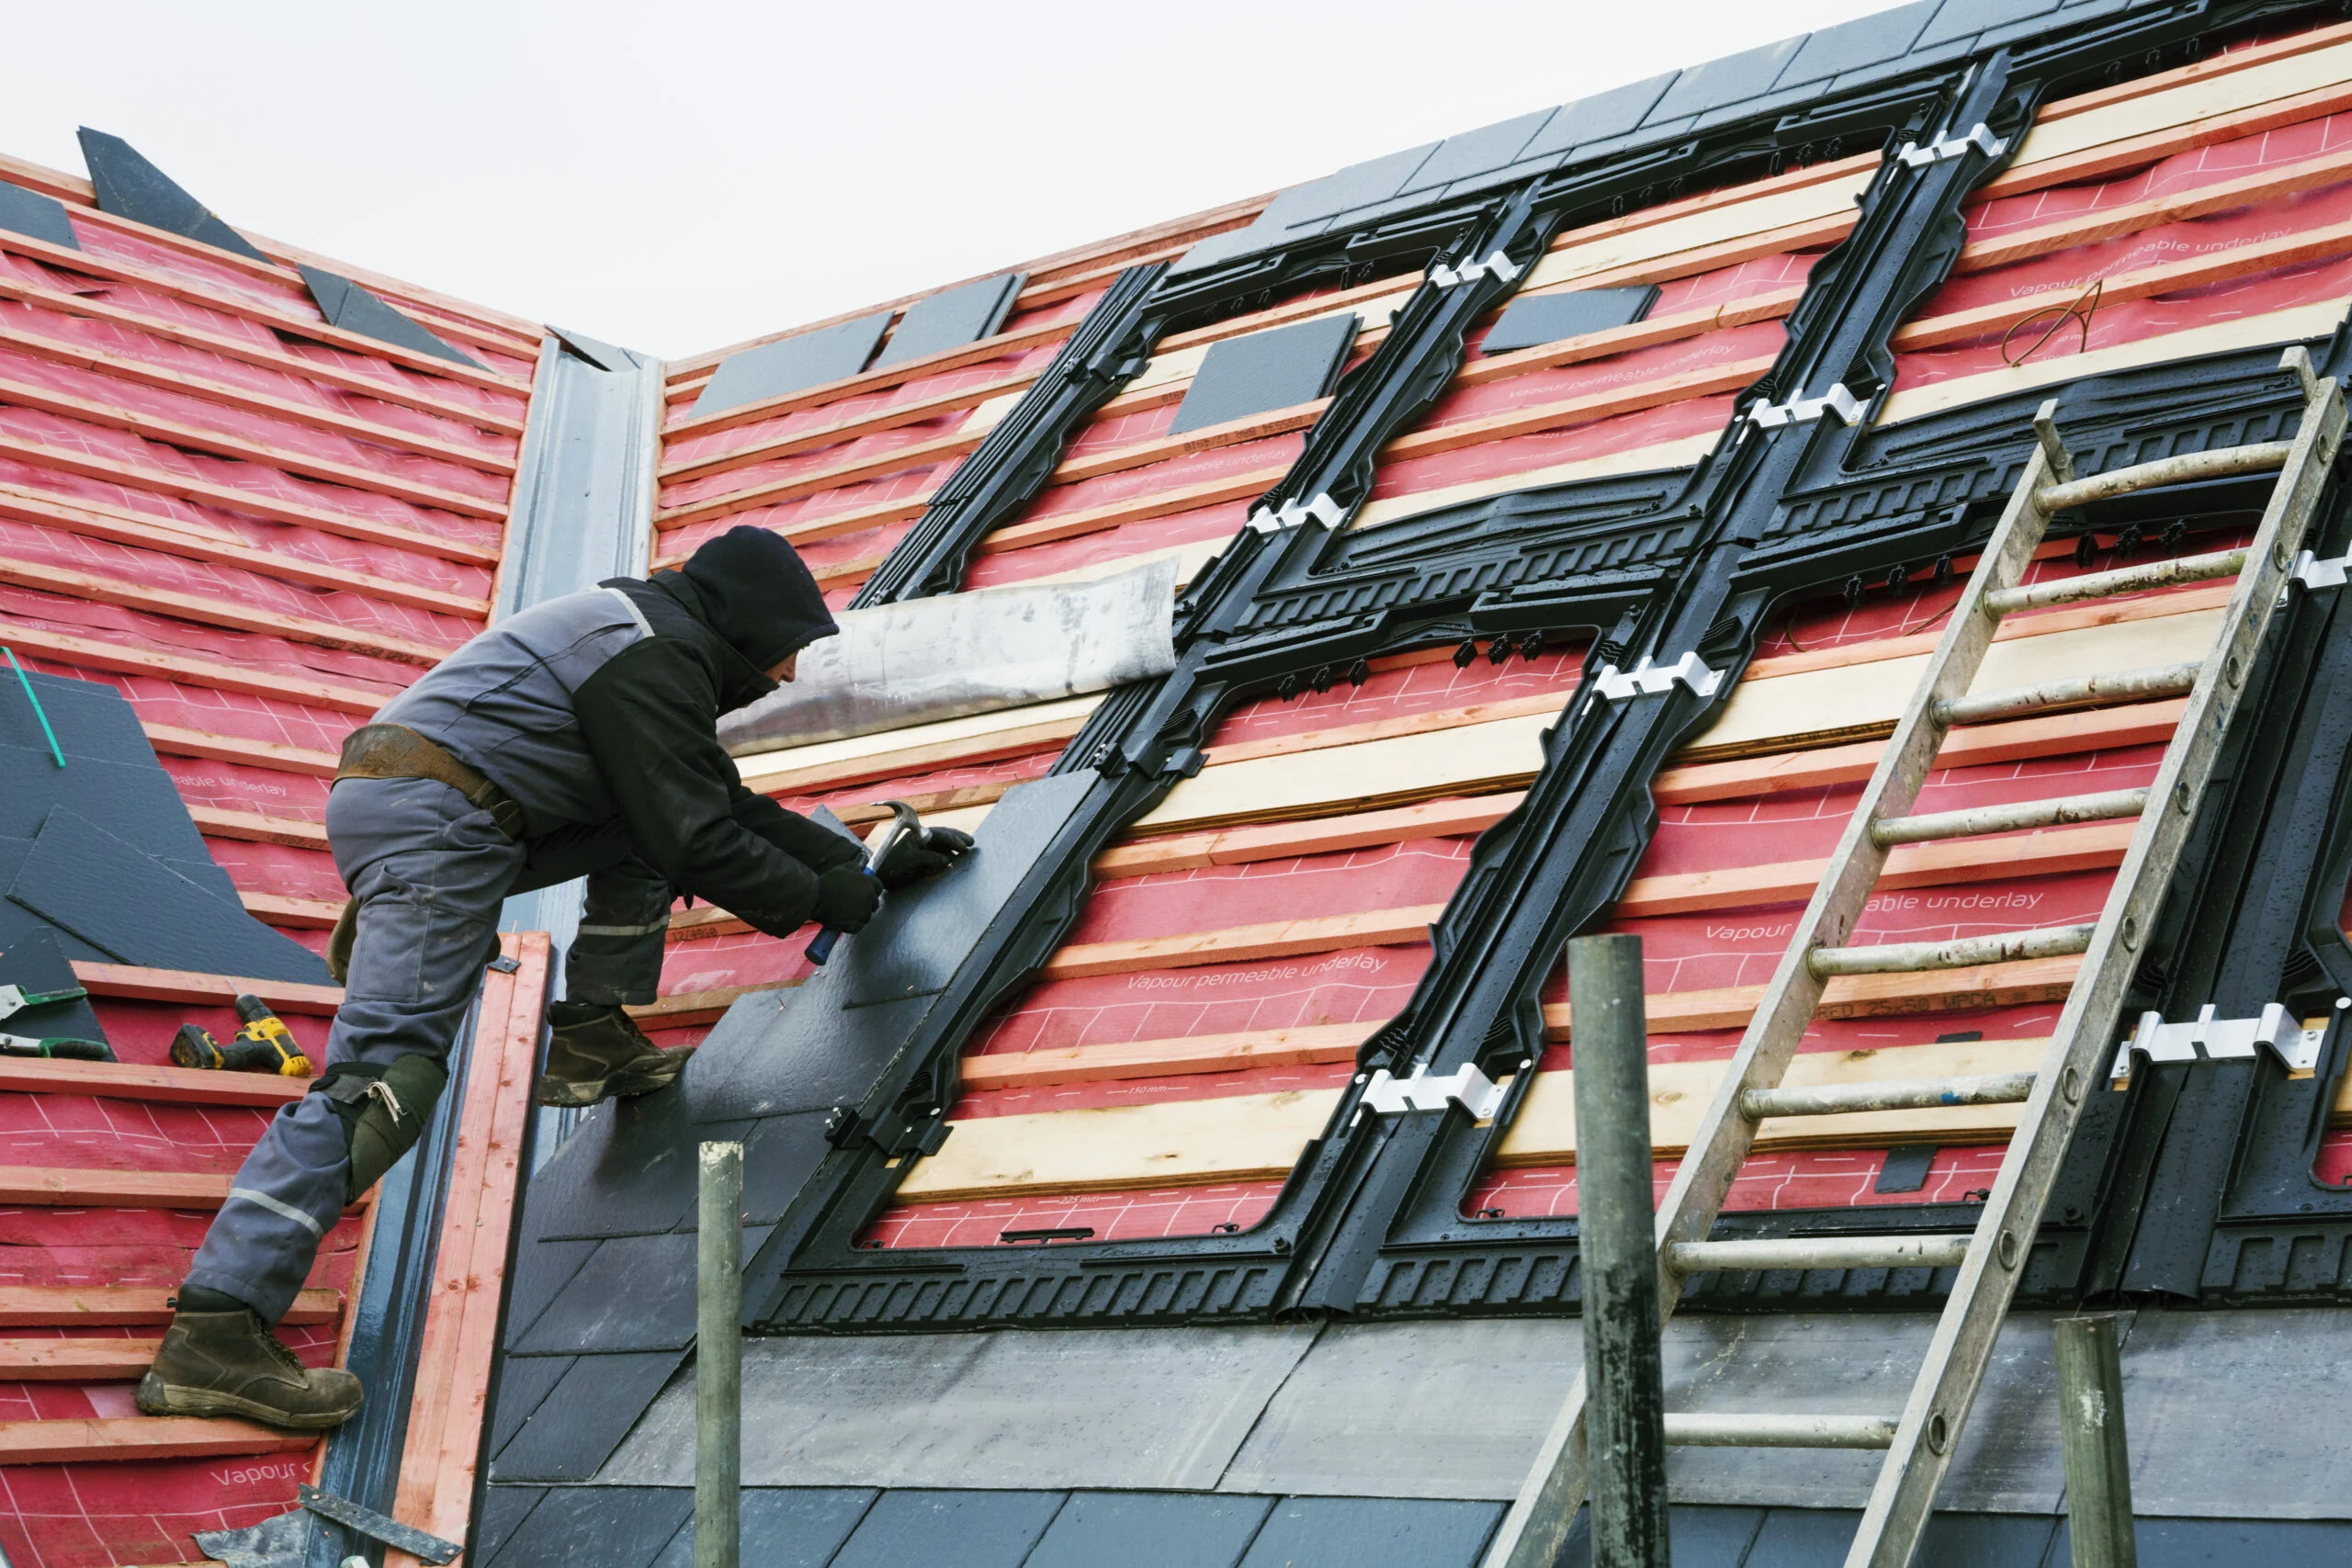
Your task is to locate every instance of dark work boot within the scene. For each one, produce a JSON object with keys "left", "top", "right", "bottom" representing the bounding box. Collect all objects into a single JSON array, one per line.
[
  {"left": 537, "top": 1000, "right": 692, "bottom": 1108},
  {"left": 136, "top": 1302, "right": 363, "bottom": 1430}
]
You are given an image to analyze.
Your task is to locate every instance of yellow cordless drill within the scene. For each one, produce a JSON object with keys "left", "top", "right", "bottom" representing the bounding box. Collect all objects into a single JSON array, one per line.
[{"left": 171, "top": 994, "right": 312, "bottom": 1076}]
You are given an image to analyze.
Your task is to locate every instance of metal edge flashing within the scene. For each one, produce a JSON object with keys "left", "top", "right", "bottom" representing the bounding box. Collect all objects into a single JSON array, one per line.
[
  {"left": 297, "top": 332, "right": 660, "bottom": 1559},
  {"left": 738, "top": 0, "right": 2349, "bottom": 1335}
]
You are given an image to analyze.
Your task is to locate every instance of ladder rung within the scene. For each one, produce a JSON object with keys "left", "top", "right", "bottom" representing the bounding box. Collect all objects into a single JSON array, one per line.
[
  {"left": 1809, "top": 922, "right": 2093, "bottom": 977},
  {"left": 1668, "top": 1235, "right": 1971, "bottom": 1273},
  {"left": 1984, "top": 548, "right": 2245, "bottom": 615},
  {"left": 1870, "top": 787, "right": 2146, "bottom": 846},
  {"left": 2036, "top": 441, "right": 2292, "bottom": 512},
  {"left": 1663, "top": 1413, "right": 1899, "bottom": 1449},
  {"left": 1934, "top": 660, "right": 2202, "bottom": 727},
  {"left": 1740, "top": 1070, "right": 2036, "bottom": 1120}
]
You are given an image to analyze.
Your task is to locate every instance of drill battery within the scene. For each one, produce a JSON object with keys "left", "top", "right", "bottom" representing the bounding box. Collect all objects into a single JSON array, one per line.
[{"left": 172, "top": 994, "right": 312, "bottom": 1076}]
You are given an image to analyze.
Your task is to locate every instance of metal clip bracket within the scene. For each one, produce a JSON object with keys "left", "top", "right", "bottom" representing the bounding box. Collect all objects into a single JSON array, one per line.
[
  {"left": 1894, "top": 122, "right": 2007, "bottom": 167},
  {"left": 1592, "top": 650, "right": 1724, "bottom": 702},
  {"left": 1428, "top": 251, "right": 1522, "bottom": 288},
  {"left": 1749, "top": 383, "right": 1866, "bottom": 429},
  {"left": 1246, "top": 491, "right": 1346, "bottom": 533},
  {"left": 1363, "top": 1062, "right": 1506, "bottom": 1120},
  {"left": 2290, "top": 548, "right": 2352, "bottom": 591},
  {"left": 2109, "top": 1002, "right": 2326, "bottom": 1084}
]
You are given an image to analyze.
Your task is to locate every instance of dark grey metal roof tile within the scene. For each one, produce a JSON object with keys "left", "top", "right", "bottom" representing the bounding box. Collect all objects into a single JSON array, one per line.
[
  {"left": 874, "top": 273, "right": 1026, "bottom": 369},
  {"left": 1828, "top": 40, "right": 1971, "bottom": 94},
  {"left": 695, "top": 314, "right": 892, "bottom": 416},
  {"left": 491, "top": 1349, "right": 686, "bottom": 1482},
  {"left": 510, "top": 1227, "right": 768, "bottom": 1354},
  {"left": 1397, "top": 110, "right": 1559, "bottom": 197},
  {"left": 472, "top": 1486, "right": 548, "bottom": 1568},
  {"left": 486, "top": 1352, "right": 573, "bottom": 1457},
  {"left": 1917, "top": 0, "right": 2065, "bottom": 50},
  {"left": 1235, "top": 1497, "right": 1502, "bottom": 1568},
  {"left": 1742, "top": 1507, "right": 1864, "bottom": 1567},
  {"left": 485, "top": 1486, "right": 690, "bottom": 1568},
  {"left": 1170, "top": 313, "right": 1358, "bottom": 436},
  {"left": 501, "top": 1235, "right": 595, "bottom": 1348},
  {"left": 1645, "top": 35, "right": 1811, "bottom": 125},
  {"left": 1282, "top": 144, "right": 1443, "bottom": 224},
  {"left": 1773, "top": 2, "right": 1940, "bottom": 88},
  {"left": 830, "top": 1489, "right": 1065, "bottom": 1568},
  {"left": 1519, "top": 73, "right": 1680, "bottom": 162},
  {"left": 1913, "top": 1512, "right": 2061, "bottom": 1567},
  {"left": 649, "top": 1488, "right": 879, "bottom": 1568},
  {"left": 1022, "top": 1493, "right": 1273, "bottom": 1568}
]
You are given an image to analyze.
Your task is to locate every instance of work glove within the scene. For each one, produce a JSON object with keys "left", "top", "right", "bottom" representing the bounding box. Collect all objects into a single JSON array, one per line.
[
  {"left": 874, "top": 824, "right": 977, "bottom": 891},
  {"left": 810, "top": 865, "right": 883, "bottom": 933}
]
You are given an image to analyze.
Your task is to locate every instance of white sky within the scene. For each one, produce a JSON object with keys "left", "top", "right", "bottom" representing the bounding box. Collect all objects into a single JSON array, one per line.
[{"left": 3, "top": 0, "right": 1896, "bottom": 359}]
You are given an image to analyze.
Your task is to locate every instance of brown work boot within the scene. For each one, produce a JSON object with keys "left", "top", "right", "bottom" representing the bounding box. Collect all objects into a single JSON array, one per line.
[
  {"left": 136, "top": 1304, "right": 363, "bottom": 1430},
  {"left": 537, "top": 1000, "right": 693, "bottom": 1108}
]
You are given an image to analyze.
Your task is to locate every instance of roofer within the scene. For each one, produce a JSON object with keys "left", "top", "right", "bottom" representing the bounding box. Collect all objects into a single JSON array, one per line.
[{"left": 136, "top": 525, "right": 971, "bottom": 1431}]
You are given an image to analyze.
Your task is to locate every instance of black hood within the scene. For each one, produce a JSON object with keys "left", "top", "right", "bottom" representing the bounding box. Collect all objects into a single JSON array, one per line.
[{"left": 656, "top": 525, "right": 839, "bottom": 672}]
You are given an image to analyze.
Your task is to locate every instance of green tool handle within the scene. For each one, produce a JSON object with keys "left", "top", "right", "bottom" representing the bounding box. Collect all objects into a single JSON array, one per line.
[
  {"left": 0, "top": 1036, "right": 114, "bottom": 1062},
  {"left": 2, "top": 647, "right": 64, "bottom": 770}
]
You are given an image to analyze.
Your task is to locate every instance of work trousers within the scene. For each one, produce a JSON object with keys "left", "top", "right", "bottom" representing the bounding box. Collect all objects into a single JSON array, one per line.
[{"left": 187, "top": 777, "right": 673, "bottom": 1322}]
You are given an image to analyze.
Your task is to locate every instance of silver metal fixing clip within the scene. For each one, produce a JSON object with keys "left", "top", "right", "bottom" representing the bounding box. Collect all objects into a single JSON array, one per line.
[
  {"left": 1245, "top": 491, "right": 1346, "bottom": 534},
  {"left": 1363, "top": 1063, "right": 1507, "bottom": 1120},
  {"left": 1592, "top": 650, "right": 1724, "bottom": 702},
  {"left": 2109, "top": 1001, "right": 2326, "bottom": 1085},
  {"left": 2289, "top": 547, "right": 2352, "bottom": 591},
  {"left": 1894, "top": 122, "right": 2007, "bottom": 167},
  {"left": 1428, "top": 251, "right": 1522, "bottom": 288},
  {"left": 1749, "top": 383, "right": 1866, "bottom": 429}
]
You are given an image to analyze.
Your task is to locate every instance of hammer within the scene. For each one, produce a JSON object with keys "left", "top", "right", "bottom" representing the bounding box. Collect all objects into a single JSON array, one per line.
[{"left": 804, "top": 800, "right": 924, "bottom": 966}]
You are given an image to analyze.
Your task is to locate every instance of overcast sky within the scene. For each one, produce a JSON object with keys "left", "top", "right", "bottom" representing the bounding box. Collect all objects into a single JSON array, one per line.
[{"left": 3, "top": 0, "right": 1895, "bottom": 359}]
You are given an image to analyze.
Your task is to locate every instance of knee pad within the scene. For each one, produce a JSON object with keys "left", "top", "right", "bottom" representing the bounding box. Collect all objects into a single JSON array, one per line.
[{"left": 315, "top": 1057, "right": 449, "bottom": 1203}]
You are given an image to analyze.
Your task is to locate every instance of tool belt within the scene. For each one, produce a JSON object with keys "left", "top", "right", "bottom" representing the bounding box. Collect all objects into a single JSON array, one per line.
[{"left": 335, "top": 724, "right": 528, "bottom": 840}]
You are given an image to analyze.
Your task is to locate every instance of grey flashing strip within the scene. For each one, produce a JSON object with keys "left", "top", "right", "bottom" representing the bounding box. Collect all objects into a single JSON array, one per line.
[
  {"left": 0, "top": 181, "right": 79, "bottom": 250},
  {"left": 76, "top": 127, "right": 268, "bottom": 262}
]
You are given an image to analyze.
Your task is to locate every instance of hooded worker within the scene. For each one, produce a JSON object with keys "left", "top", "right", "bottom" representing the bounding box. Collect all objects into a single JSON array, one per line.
[{"left": 138, "top": 526, "right": 970, "bottom": 1430}]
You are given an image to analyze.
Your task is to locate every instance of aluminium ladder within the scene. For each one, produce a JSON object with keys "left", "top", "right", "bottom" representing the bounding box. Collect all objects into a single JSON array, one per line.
[{"left": 1487, "top": 347, "right": 2346, "bottom": 1568}]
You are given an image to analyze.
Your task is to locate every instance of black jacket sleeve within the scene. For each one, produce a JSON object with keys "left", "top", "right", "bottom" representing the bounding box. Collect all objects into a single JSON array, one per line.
[{"left": 571, "top": 637, "right": 846, "bottom": 938}]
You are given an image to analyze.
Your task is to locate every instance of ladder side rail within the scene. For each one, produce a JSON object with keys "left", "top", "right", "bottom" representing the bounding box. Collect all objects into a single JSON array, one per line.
[
  {"left": 1844, "top": 367, "right": 2346, "bottom": 1568},
  {"left": 1483, "top": 427, "right": 2064, "bottom": 1568}
]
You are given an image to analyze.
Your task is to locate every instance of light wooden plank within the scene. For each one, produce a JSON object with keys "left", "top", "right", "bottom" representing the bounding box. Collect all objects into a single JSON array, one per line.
[
  {"left": 389, "top": 932, "right": 547, "bottom": 1556},
  {"left": 0, "top": 1285, "right": 339, "bottom": 1327},
  {"left": 734, "top": 693, "right": 1101, "bottom": 794},
  {"left": 1653, "top": 699, "right": 2185, "bottom": 806},
  {"left": 0, "top": 1057, "right": 306, "bottom": 1107},
  {"left": 72, "top": 962, "right": 343, "bottom": 1017},
  {"left": 0, "top": 1416, "right": 314, "bottom": 1461},
  {"left": 1688, "top": 606, "right": 2219, "bottom": 759},
  {"left": 0, "top": 1337, "right": 164, "bottom": 1380},
  {"left": 898, "top": 1087, "right": 1342, "bottom": 1201},
  {"left": 1880, "top": 300, "right": 2349, "bottom": 429},
  {"left": 960, "top": 1021, "right": 1374, "bottom": 1090},
  {"left": 0, "top": 1166, "right": 233, "bottom": 1207},
  {"left": 908, "top": 1039, "right": 2057, "bottom": 1201}
]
